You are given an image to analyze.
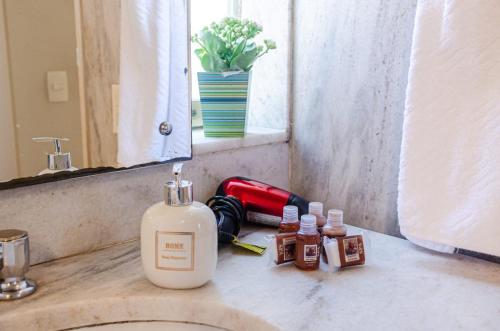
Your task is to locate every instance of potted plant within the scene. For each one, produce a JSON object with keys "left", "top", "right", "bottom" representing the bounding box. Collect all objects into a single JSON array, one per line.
[{"left": 192, "top": 17, "right": 276, "bottom": 137}]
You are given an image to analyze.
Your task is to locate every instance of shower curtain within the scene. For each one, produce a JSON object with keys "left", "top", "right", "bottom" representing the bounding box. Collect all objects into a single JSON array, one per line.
[
  {"left": 398, "top": 0, "right": 500, "bottom": 256},
  {"left": 118, "top": 0, "right": 191, "bottom": 167}
]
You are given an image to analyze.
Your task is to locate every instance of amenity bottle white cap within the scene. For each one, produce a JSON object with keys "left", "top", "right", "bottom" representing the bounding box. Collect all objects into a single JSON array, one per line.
[
  {"left": 308, "top": 202, "right": 324, "bottom": 216},
  {"left": 299, "top": 214, "right": 318, "bottom": 235},
  {"left": 282, "top": 205, "right": 299, "bottom": 223},
  {"left": 327, "top": 209, "right": 343, "bottom": 227}
]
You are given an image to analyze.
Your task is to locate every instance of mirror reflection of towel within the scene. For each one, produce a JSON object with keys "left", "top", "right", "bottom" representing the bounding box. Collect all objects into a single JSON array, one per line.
[{"left": 118, "top": 0, "right": 190, "bottom": 167}]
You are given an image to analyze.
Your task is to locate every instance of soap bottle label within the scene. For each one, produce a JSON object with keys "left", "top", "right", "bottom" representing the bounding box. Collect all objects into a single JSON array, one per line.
[
  {"left": 283, "top": 237, "right": 296, "bottom": 261},
  {"left": 338, "top": 235, "right": 366, "bottom": 267},
  {"left": 303, "top": 244, "right": 318, "bottom": 262},
  {"left": 344, "top": 237, "right": 361, "bottom": 262},
  {"left": 155, "top": 231, "right": 195, "bottom": 271}
]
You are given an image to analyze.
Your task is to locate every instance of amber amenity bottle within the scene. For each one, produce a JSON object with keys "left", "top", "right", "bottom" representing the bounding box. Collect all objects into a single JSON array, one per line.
[
  {"left": 323, "top": 209, "right": 347, "bottom": 237},
  {"left": 308, "top": 202, "right": 326, "bottom": 229},
  {"left": 322, "top": 209, "right": 347, "bottom": 263},
  {"left": 295, "top": 214, "right": 321, "bottom": 270},
  {"left": 279, "top": 205, "right": 300, "bottom": 233}
]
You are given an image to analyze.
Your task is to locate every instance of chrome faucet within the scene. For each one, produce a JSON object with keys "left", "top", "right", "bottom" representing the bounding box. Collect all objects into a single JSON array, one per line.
[{"left": 0, "top": 229, "right": 37, "bottom": 300}]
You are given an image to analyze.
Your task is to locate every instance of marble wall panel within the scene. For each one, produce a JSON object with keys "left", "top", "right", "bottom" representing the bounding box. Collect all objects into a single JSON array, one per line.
[{"left": 291, "top": 0, "right": 417, "bottom": 236}]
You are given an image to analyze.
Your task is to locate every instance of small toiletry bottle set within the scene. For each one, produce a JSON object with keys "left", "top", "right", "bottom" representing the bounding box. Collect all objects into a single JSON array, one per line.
[
  {"left": 141, "top": 163, "right": 218, "bottom": 289},
  {"left": 273, "top": 201, "right": 365, "bottom": 271}
]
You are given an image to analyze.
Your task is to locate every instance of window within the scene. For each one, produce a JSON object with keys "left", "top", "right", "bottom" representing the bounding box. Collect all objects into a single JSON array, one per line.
[
  {"left": 190, "top": 0, "right": 242, "bottom": 128},
  {"left": 190, "top": 0, "right": 290, "bottom": 132}
]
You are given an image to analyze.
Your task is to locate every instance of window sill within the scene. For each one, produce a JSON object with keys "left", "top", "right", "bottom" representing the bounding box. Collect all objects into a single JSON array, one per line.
[{"left": 192, "top": 127, "right": 288, "bottom": 155}]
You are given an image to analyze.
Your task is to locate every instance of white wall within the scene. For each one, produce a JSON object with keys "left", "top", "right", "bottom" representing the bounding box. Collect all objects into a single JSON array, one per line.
[{"left": 0, "top": 0, "right": 18, "bottom": 181}]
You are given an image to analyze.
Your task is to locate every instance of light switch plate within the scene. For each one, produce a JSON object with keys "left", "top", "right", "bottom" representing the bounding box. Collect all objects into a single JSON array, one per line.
[{"left": 47, "top": 71, "right": 68, "bottom": 102}]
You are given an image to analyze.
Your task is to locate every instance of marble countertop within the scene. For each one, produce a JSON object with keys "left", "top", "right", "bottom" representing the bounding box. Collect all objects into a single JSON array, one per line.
[{"left": 1, "top": 225, "right": 499, "bottom": 331}]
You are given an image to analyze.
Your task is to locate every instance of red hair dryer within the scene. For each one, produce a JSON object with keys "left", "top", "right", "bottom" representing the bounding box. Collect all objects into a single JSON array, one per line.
[{"left": 206, "top": 177, "right": 309, "bottom": 243}]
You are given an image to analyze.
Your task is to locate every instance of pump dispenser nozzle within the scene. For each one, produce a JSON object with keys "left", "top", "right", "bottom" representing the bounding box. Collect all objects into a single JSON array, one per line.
[
  {"left": 165, "top": 163, "right": 193, "bottom": 206},
  {"left": 172, "top": 162, "right": 183, "bottom": 187},
  {"left": 32, "top": 137, "right": 77, "bottom": 173}
]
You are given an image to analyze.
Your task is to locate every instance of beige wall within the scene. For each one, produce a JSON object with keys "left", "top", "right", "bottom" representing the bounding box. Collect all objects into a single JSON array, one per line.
[
  {"left": 4, "top": 0, "right": 83, "bottom": 177},
  {"left": 0, "top": 0, "right": 18, "bottom": 181}
]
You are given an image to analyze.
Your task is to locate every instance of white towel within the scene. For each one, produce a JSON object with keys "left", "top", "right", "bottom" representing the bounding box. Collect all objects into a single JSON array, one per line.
[
  {"left": 118, "top": 0, "right": 191, "bottom": 167},
  {"left": 399, "top": 0, "right": 500, "bottom": 256}
]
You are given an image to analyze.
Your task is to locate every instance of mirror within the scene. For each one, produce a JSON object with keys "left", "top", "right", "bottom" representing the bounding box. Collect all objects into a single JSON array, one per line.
[{"left": 0, "top": 0, "right": 191, "bottom": 188}]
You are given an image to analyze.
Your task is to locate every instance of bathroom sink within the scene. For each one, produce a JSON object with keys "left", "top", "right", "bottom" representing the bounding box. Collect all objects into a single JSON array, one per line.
[
  {"left": 0, "top": 296, "right": 278, "bottom": 331},
  {"left": 77, "top": 321, "right": 225, "bottom": 331}
]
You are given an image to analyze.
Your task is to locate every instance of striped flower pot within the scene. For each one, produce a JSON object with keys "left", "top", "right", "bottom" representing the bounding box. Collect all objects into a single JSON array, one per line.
[{"left": 197, "top": 72, "right": 251, "bottom": 137}]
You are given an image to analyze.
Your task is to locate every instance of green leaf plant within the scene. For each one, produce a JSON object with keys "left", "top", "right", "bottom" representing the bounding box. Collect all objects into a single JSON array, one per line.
[{"left": 192, "top": 17, "right": 277, "bottom": 72}]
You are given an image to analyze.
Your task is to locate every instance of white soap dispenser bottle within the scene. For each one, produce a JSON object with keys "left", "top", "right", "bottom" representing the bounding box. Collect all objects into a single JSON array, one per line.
[
  {"left": 32, "top": 137, "right": 79, "bottom": 175},
  {"left": 141, "top": 163, "right": 218, "bottom": 289}
]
